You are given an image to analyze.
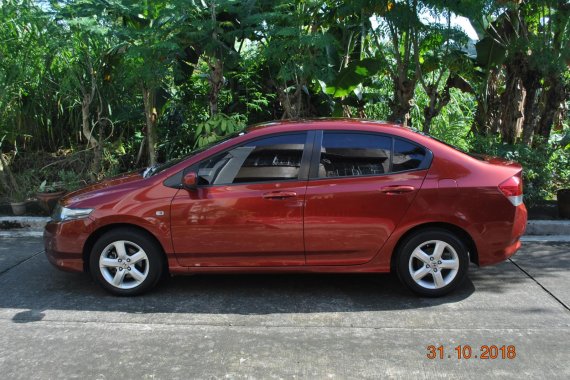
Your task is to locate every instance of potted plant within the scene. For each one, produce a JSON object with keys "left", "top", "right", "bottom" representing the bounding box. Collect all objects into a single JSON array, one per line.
[
  {"left": 36, "top": 180, "right": 66, "bottom": 214},
  {"left": 4, "top": 172, "right": 37, "bottom": 216},
  {"left": 8, "top": 179, "right": 35, "bottom": 216},
  {"left": 8, "top": 190, "right": 27, "bottom": 216}
]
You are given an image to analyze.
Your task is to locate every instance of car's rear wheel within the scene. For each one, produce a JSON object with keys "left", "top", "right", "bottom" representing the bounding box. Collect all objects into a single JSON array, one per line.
[
  {"left": 396, "top": 228, "right": 469, "bottom": 297},
  {"left": 89, "top": 228, "right": 164, "bottom": 296}
]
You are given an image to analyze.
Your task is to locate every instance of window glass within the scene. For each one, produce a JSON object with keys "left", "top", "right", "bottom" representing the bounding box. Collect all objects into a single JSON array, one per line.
[
  {"left": 194, "top": 133, "right": 306, "bottom": 185},
  {"left": 319, "top": 132, "right": 392, "bottom": 178},
  {"left": 149, "top": 132, "right": 244, "bottom": 177},
  {"left": 392, "top": 138, "right": 426, "bottom": 172}
]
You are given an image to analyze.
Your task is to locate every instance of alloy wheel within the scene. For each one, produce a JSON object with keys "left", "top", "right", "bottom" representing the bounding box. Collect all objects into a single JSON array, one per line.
[
  {"left": 408, "top": 240, "right": 460, "bottom": 290},
  {"left": 99, "top": 240, "right": 150, "bottom": 290}
]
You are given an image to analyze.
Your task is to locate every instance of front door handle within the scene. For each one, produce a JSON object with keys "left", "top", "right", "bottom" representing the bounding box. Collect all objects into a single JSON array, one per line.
[
  {"left": 380, "top": 185, "right": 416, "bottom": 194},
  {"left": 262, "top": 191, "right": 297, "bottom": 200}
]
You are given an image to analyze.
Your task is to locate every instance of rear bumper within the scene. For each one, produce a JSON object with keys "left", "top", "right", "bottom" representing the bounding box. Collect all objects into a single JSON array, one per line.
[
  {"left": 477, "top": 203, "right": 527, "bottom": 266},
  {"left": 478, "top": 239, "right": 522, "bottom": 266},
  {"left": 44, "top": 219, "right": 92, "bottom": 272}
]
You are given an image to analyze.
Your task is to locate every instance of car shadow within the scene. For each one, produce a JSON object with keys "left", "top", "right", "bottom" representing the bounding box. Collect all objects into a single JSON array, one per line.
[
  {"left": 0, "top": 253, "right": 479, "bottom": 317},
  {"left": 7, "top": 241, "right": 570, "bottom": 319}
]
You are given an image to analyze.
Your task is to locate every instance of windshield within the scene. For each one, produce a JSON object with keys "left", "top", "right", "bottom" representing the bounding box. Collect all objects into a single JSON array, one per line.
[{"left": 144, "top": 131, "right": 245, "bottom": 178}]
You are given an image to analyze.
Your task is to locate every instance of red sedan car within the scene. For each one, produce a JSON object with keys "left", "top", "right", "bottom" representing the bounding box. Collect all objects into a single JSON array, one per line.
[{"left": 44, "top": 119, "right": 527, "bottom": 296}]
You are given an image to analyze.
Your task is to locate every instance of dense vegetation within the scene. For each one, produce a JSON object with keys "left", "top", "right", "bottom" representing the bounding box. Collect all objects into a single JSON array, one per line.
[{"left": 0, "top": 0, "right": 569, "bottom": 208}]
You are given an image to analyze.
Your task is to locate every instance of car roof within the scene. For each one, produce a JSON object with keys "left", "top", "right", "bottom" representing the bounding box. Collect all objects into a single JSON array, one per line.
[
  {"left": 246, "top": 118, "right": 403, "bottom": 133},
  {"left": 155, "top": 118, "right": 467, "bottom": 179},
  {"left": 244, "top": 118, "right": 433, "bottom": 147}
]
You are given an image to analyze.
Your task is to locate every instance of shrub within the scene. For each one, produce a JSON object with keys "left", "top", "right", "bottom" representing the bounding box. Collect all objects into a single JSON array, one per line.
[{"left": 469, "top": 134, "right": 569, "bottom": 206}]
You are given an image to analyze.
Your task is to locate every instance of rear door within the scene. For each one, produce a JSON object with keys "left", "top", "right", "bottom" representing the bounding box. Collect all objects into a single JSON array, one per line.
[{"left": 304, "top": 131, "right": 430, "bottom": 265}]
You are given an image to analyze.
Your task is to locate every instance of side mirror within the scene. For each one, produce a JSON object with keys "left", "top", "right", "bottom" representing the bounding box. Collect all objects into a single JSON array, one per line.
[{"left": 182, "top": 172, "right": 198, "bottom": 190}]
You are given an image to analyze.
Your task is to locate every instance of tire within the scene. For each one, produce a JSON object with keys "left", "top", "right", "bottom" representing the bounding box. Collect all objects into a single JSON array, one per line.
[
  {"left": 89, "top": 228, "right": 164, "bottom": 296},
  {"left": 396, "top": 228, "right": 469, "bottom": 297}
]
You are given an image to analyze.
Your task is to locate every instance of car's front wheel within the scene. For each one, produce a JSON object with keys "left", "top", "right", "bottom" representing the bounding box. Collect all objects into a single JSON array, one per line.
[
  {"left": 396, "top": 228, "right": 469, "bottom": 297},
  {"left": 89, "top": 228, "right": 164, "bottom": 296}
]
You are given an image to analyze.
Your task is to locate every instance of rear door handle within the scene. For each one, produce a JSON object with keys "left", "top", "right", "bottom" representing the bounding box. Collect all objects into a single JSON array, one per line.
[
  {"left": 262, "top": 191, "right": 297, "bottom": 200},
  {"left": 380, "top": 185, "right": 416, "bottom": 194}
]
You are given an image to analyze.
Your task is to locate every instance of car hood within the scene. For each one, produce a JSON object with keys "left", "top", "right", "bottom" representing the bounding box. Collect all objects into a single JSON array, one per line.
[{"left": 61, "top": 172, "right": 143, "bottom": 207}]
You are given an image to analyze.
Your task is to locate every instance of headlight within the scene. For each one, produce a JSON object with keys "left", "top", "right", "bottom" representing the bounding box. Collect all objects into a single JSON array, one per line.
[{"left": 52, "top": 205, "right": 93, "bottom": 222}]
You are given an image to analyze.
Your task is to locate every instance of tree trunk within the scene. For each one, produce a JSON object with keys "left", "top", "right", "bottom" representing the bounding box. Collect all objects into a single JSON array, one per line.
[
  {"left": 422, "top": 86, "right": 437, "bottom": 134},
  {"left": 388, "top": 77, "right": 415, "bottom": 127},
  {"left": 537, "top": 75, "right": 566, "bottom": 141},
  {"left": 0, "top": 154, "right": 6, "bottom": 192},
  {"left": 277, "top": 85, "right": 294, "bottom": 119},
  {"left": 81, "top": 93, "right": 98, "bottom": 148},
  {"left": 81, "top": 91, "right": 103, "bottom": 181},
  {"left": 553, "top": 98, "right": 567, "bottom": 132},
  {"left": 135, "top": 136, "right": 147, "bottom": 167},
  {"left": 142, "top": 85, "right": 157, "bottom": 166},
  {"left": 473, "top": 68, "right": 501, "bottom": 135},
  {"left": 0, "top": 152, "right": 19, "bottom": 194},
  {"left": 90, "top": 113, "right": 105, "bottom": 180},
  {"left": 521, "top": 73, "right": 541, "bottom": 146},
  {"left": 424, "top": 75, "right": 472, "bottom": 133},
  {"left": 208, "top": 1, "right": 223, "bottom": 117},
  {"left": 276, "top": 84, "right": 304, "bottom": 120},
  {"left": 208, "top": 57, "right": 224, "bottom": 116},
  {"left": 499, "top": 67, "right": 526, "bottom": 144},
  {"left": 386, "top": 1, "right": 418, "bottom": 128}
]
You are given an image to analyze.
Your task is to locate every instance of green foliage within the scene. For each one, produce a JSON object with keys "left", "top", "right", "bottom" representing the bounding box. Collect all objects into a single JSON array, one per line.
[
  {"left": 232, "top": 48, "right": 276, "bottom": 119},
  {"left": 411, "top": 87, "right": 476, "bottom": 152},
  {"left": 548, "top": 147, "right": 570, "bottom": 194},
  {"left": 8, "top": 171, "right": 37, "bottom": 202},
  {"left": 38, "top": 180, "right": 59, "bottom": 193},
  {"left": 475, "top": 36, "right": 507, "bottom": 68},
  {"left": 193, "top": 113, "right": 246, "bottom": 149},
  {"left": 320, "top": 58, "right": 383, "bottom": 98},
  {"left": 469, "top": 135, "right": 569, "bottom": 206},
  {"left": 38, "top": 167, "right": 86, "bottom": 193},
  {"left": 0, "top": 0, "right": 569, "bottom": 212},
  {"left": 57, "top": 169, "right": 84, "bottom": 192}
]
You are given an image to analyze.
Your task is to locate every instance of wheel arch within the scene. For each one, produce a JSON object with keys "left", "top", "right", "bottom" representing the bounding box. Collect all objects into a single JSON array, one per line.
[
  {"left": 390, "top": 222, "right": 479, "bottom": 272},
  {"left": 82, "top": 223, "right": 169, "bottom": 275}
]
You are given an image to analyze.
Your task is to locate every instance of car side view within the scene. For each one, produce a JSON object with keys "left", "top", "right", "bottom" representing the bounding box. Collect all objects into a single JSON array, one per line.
[{"left": 44, "top": 119, "right": 527, "bottom": 297}]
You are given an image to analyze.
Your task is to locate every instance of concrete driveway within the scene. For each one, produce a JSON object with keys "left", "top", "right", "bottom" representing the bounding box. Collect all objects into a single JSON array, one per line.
[{"left": 0, "top": 237, "right": 568, "bottom": 379}]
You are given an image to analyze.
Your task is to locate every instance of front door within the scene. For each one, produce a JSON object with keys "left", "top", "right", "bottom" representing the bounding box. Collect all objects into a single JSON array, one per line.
[{"left": 171, "top": 132, "right": 311, "bottom": 267}]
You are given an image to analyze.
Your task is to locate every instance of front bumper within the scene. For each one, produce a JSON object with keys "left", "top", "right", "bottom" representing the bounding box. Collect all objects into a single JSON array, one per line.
[{"left": 44, "top": 218, "right": 92, "bottom": 272}]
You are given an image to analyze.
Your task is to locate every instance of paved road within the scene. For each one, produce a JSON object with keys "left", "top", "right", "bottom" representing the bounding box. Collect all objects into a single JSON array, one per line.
[{"left": 0, "top": 238, "right": 568, "bottom": 379}]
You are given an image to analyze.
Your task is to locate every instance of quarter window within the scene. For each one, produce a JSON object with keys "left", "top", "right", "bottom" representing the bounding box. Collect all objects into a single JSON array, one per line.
[
  {"left": 318, "top": 132, "right": 392, "bottom": 178},
  {"left": 393, "top": 138, "right": 426, "bottom": 172},
  {"left": 194, "top": 133, "right": 307, "bottom": 185}
]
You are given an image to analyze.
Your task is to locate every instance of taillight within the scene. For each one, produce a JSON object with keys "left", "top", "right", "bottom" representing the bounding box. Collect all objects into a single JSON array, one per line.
[{"left": 499, "top": 173, "right": 523, "bottom": 206}]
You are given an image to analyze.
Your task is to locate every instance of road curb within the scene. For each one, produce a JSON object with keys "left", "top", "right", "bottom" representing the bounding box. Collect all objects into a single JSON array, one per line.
[
  {"left": 525, "top": 220, "right": 570, "bottom": 236},
  {"left": 0, "top": 216, "right": 50, "bottom": 230},
  {"left": 520, "top": 235, "right": 570, "bottom": 242},
  {"left": 0, "top": 230, "right": 44, "bottom": 238},
  {"left": 0, "top": 217, "right": 49, "bottom": 239}
]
